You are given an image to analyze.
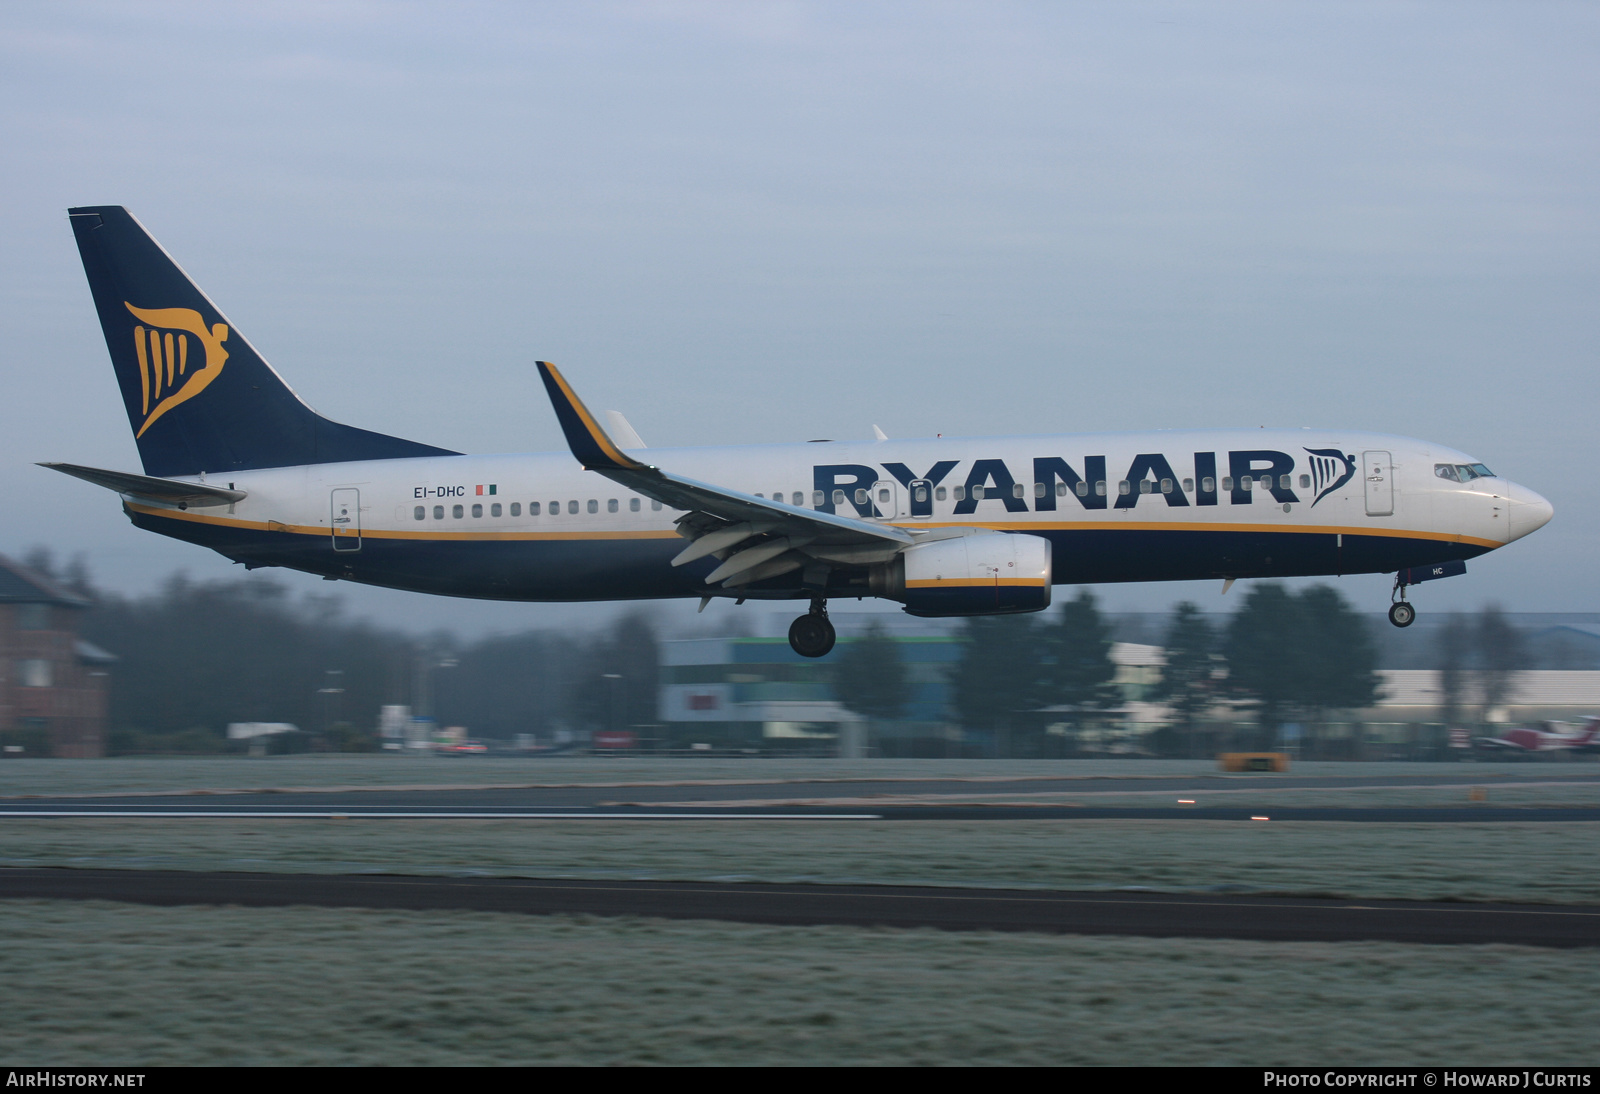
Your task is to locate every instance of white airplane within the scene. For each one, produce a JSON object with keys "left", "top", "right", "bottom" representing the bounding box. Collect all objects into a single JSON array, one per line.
[
  {"left": 1475, "top": 718, "right": 1600, "bottom": 755},
  {"left": 47, "top": 206, "right": 1554, "bottom": 657}
]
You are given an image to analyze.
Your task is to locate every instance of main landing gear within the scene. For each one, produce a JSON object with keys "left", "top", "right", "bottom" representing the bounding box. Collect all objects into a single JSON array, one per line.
[
  {"left": 1389, "top": 577, "right": 1416, "bottom": 629},
  {"left": 789, "top": 598, "right": 836, "bottom": 658}
]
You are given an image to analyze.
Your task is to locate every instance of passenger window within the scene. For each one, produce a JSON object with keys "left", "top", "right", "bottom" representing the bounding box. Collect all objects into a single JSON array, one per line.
[
  {"left": 914, "top": 486, "right": 927, "bottom": 503},
  {"left": 1076, "top": 481, "right": 1088, "bottom": 497},
  {"left": 652, "top": 500, "right": 662, "bottom": 511},
  {"left": 1160, "top": 478, "right": 1173, "bottom": 494},
  {"left": 813, "top": 491, "right": 825, "bottom": 506},
  {"left": 453, "top": 504, "right": 464, "bottom": 519},
  {"left": 1240, "top": 477, "right": 1252, "bottom": 491},
  {"left": 608, "top": 499, "right": 619, "bottom": 513},
  {"left": 833, "top": 489, "right": 846, "bottom": 505},
  {"left": 1119, "top": 480, "right": 1132, "bottom": 496},
  {"left": 528, "top": 502, "right": 539, "bottom": 515},
  {"left": 1299, "top": 474, "right": 1311, "bottom": 488},
  {"left": 1182, "top": 478, "right": 1194, "bottom": 493},
  {"left": 491, "top": 503, "right": 502, "bottom": 517},
  {"left": 972, "top": 486, "right": 984, "bottom": 500},
  {"left": 414, "top": 506, "right": 425, "bottom": 521},
  {"left": 568, "top": 501, "right": 579, "bottom": 515},
  {"left": 935, "top": 486, "right": 947, "bottom": 501},
  {"left": 433, "top": 505, "right": 444, "bottom": 520},
  {"left": 792, "top": 492, "right": 803, "bottom": 506},
  {"left": 1012, "top": 483, "right": 1025, "bottom": 499},
  {"left": 878, "top": 488, "right": 890, "bottom": 503},
  {"left": 511, "top": 503, "right": 521, "bottom": 516},
  {"left": 1094, "top": 481, "right": 1106, "bottom": 496},
  {"left": 1223, "top": 477, "right": 1236, "bottom": 491},
  {"left": 1138, "top": 480, "right": 1152, "bottom": 494},
  {"left": 1202, "top": 477, "right": 1216, "bottom": 493},
  {"left": 630, "top": 498, "right": 640, "bottom": 512},
  {"left": 854, "top": 488, "right": 868, "bottom": 505},
  {"left": 587, "top": 500, "right": 598, "bottom": 514},
  {"left": 472, "top": 503, "right": 483, "bottom": 518},
  {"left": 1055, "top": 482, "right": 1067, "bottom": 497},
  {"left": 1278, "top": 475, "right": 1290, "bottom": 490}
]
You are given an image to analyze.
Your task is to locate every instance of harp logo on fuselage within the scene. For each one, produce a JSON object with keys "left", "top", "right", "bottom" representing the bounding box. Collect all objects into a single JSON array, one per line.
[{"left": 124, "top": 302, "right": 230, "bottom": 437}]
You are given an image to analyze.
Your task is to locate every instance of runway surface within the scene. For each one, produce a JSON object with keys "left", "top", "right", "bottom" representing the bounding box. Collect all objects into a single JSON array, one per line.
[
  {"left": 3, "top": 774, "right": 1599, "bottom": 822},
  {"left": 4, "top": 769, "right": 1598, "bottom": 820},
  {"left": 4, "top": 867, "right": 1597, "bottom": 947}
]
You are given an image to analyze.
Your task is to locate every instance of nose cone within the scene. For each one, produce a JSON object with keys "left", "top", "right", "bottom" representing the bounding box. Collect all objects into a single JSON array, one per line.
[{"left": 1505, "top": 482, "right": 1554, "bottom": 543}]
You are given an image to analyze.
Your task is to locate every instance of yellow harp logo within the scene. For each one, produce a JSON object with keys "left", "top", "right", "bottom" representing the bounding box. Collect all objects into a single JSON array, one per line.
[{"left": 125, "top": 303, "right": 230, "bottom": 437}]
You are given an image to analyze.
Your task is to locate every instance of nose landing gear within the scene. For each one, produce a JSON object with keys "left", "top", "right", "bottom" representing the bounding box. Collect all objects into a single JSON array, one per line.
[
  {"left": 788, "top": 598, "right": 836, "bottom": 658},
  {"left": 1389, "top": 576, "right": 1416, "bottom": 628}
]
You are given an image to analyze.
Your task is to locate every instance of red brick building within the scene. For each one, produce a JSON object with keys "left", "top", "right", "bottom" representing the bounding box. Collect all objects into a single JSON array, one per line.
[{"left": 0, "top": 555, "right": 114, "bottom": 758}]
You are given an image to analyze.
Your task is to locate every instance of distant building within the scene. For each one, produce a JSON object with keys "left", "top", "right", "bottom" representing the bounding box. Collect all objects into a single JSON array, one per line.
[
  {"left": 0, "top": 555, "right": 115, "bottom": 758},
  {"left": 1362, "top": 670, "right": 1600, "bottom": 726},
  {"left": 658, "top": 616, "right": 1165, "bottom": 755}
]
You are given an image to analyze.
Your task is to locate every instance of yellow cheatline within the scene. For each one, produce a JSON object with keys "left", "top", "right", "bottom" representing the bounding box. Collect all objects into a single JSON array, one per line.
[
  {"left": 124, "top": 503, "right": 679, "bottom": 542},
  {"left": 905, "top": 578, "right": 1047, "bottom": 588},
  {"left": 903, "top": 519, "right": 1497, "bottom": 549}
]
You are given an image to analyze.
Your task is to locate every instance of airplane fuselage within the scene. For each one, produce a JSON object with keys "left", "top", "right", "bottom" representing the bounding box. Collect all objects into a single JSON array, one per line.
[{"left": 121, "top": 428, "right": 1547, "bottom": 603}]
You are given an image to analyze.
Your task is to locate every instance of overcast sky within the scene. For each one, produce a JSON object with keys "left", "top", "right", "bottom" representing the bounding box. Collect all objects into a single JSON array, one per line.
[{"left": 2, "top": 2, "right": 1595, "bottom": 637}]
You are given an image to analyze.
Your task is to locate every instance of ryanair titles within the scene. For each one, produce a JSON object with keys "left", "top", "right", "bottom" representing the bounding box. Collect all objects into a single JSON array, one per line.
[{"left": 812, "top": 448, "right": 1357, "bottom": 518}]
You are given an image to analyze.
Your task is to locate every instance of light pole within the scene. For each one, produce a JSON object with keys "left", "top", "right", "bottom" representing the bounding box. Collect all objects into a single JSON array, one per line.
[
  {"left": 602, "top": 673, "right": 622, "bottom": 740},
  {"left": 317, "top": 669, "right": 345, "bottom": 741}
]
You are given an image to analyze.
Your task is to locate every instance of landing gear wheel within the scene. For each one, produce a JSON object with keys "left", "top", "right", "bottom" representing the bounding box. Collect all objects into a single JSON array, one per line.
[
  {"left": 789, "top": 611, "right": 836, "bottom": 658},
  {"left": 1388, "top": 601, "right": 1416, "bottom": 628}
]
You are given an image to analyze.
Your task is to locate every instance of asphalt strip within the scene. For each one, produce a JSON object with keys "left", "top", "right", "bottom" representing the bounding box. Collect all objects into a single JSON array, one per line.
[{"left": 2, "top": 868, "right": 1597, "bottom": 947}]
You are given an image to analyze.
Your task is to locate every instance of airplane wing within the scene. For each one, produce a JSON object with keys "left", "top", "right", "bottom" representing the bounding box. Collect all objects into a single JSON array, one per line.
[
  {"left": 536, "top": 361, "right": 915, "bottom": 589},
  {"left": 39, "top": 462, "right": 246, "bottom": 508}
]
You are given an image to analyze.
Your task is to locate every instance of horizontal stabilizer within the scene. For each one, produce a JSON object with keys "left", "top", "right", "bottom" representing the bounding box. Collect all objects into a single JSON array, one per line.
[{"left": 39, "top": 461, "right": 246, "bottom": 507}]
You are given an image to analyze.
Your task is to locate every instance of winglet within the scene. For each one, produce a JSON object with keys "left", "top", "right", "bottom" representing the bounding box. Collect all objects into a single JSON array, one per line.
[{"left": 536, "top": 361, "right": 650, "bottom": 472}]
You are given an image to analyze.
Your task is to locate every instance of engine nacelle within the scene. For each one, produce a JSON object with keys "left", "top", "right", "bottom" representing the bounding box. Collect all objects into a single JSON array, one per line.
[{"left": 878, "top": 532, "right": 1052, "bottom": 617}]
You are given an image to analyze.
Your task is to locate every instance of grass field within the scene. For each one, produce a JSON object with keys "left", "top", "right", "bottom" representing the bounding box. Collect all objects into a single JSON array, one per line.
[
  {"left": 3, "top": 900, "right": 1595, "bottom": 1066},
  {"left": 2, "top": 818, "right": 1598, "bottom": 904}
]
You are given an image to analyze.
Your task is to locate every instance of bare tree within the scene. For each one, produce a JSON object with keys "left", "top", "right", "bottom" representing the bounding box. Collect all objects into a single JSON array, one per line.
[
  {"left": 1435, "top": 612, "right": 1472, "bottom": 748},
  {"left": 1474, "top": 606, "right": 1524, "bottom": 723}
]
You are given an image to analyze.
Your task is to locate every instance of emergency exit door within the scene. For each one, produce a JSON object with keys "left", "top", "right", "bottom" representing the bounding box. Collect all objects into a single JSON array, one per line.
[{"left": 870, "top": 480, "right": 903, "bottom": 520}]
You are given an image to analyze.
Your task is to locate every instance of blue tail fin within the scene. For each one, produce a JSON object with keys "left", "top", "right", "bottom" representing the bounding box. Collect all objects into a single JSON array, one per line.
[{"left": 68, "top": 206, "right": 458, "bottom": 477}]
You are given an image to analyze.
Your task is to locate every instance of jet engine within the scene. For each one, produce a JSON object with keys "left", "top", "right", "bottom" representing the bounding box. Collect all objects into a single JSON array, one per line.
[{"left": 871, "top": 532, "right": 1052, "bottom": 617}]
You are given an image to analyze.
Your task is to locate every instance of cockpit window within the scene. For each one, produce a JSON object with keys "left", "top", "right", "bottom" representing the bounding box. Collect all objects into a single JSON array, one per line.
[
  {"left": 1437, "top": 463, "right": 1497, "bottom": 483},
  {"left": 1435, "top": 464, "right": 1461, "bottom": 482},
  {"left": 1468, "top": 463, "right": 1494, "bottom": 479}
]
